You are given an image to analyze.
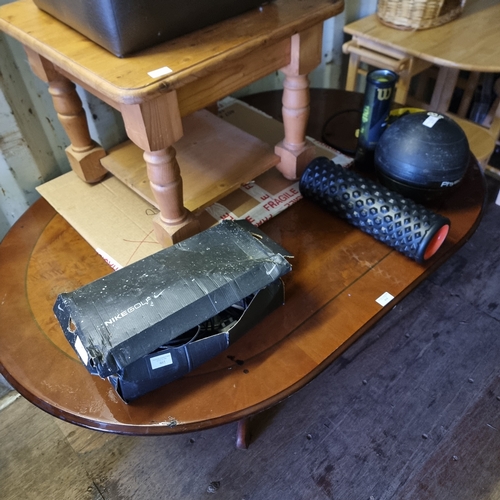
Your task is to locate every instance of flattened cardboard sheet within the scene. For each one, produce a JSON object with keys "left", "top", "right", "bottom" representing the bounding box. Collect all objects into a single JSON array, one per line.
[{"left": 37, "top": 98, "right": 352, "bottom": 269}]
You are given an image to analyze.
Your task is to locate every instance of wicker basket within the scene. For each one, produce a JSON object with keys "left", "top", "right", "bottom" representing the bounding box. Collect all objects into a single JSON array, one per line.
[{"left": 377, "top": 0, "right": 466, "bottom": 30}]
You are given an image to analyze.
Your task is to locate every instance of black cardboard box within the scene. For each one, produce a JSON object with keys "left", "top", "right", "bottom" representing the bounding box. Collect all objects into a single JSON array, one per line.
[
  {"left": 54, "top": 220, "right": 291, "bottom": 401},
  {"left": 108, "top": 279, "right": 284, "bottom": 402}
]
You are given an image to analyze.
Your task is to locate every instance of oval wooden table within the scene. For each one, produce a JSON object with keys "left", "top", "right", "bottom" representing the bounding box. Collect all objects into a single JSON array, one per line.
[{"left": 0, "top": 90, "right": 487, "bottom": 448}]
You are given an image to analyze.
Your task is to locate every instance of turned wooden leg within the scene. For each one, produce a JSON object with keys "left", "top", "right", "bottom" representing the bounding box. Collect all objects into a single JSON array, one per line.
[
  {"left": 275, "top": 73, "right": 316, "bottom": 180},
  {"left": 23, "top": 47, "right": 106, "bottom": 183},
  {"left": 236, "top": 418, "right": 251, "bottom": 449},
  {"left": 275, "top": 28, "right": 321, "bottom": 180},
  {"left": 48, "top": 76, "right": 106, "bottom": 183},
  {"left": 144, "top": 148, "right": 200, "bottom": 247},
  {"left": 49, "top": 75, "right": 106, "bottom": 183},
  {"left": 120, "top": 92, "right": 200, "bottom": 247}
]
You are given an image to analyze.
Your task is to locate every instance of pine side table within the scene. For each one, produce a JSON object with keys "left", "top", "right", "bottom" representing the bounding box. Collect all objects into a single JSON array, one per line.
[{"left": 0, "top": 0, "right": 344, "bottom": 246}]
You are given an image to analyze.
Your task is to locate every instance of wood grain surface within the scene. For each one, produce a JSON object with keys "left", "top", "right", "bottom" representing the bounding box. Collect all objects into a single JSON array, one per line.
[
  {"left": 0, "top": 0, "right": 344, "bottom": 103},
  {"left": 1, "top": 92, "right": 499, "bottom": 500},
  {"left": 344, "top": 0, "right": 500, "bottom": 73},
  {"left": 0, "top": 90, "right": 486, "bottom": 435},
  {"left": 2, "top": 176, "right": 499, "bottom": 500}
]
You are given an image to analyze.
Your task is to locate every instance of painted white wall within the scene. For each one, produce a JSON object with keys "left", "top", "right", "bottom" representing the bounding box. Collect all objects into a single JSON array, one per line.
[{"left": 0, "top": 0, "right": 376, "bottom": 241}]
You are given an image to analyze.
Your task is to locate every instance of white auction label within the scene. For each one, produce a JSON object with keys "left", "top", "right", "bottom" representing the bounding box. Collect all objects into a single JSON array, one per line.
[
  {"left": 74, "top": 336, "right": 89, "bottom": 366},
  {"left": 422, "top": 113, "right": 443, "bottom": 128},
  {"left": 148, "top": 66, "right": 173, "bottom": 78},
  {"left": 150, "top": 352, "right": 173, "bottom": 370},
  {"left": 376, "top": 291, "right": 394, "bottom": 307}
]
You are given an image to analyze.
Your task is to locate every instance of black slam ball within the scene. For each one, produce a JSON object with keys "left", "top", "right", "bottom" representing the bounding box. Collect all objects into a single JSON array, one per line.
[{"left": 374, "top": 111, "right": 469, "bottom": 202}]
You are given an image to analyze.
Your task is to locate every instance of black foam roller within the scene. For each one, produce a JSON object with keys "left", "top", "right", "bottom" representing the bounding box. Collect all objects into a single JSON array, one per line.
[{"left": 299, "top": 157, "right": 451, "bottom": 263}]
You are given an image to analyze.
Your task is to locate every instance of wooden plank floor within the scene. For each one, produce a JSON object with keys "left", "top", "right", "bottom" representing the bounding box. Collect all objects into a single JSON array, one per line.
[{"left": 1, "top": 175, "right": 500, "bottom": 500}]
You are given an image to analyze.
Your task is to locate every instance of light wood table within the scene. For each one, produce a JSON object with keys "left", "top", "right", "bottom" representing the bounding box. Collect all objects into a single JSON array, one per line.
[
  {"left": 0, "top": 90, "right": 486, "bottom": 449},
  {"left": 343, "top": 0, "right": 500, "bottom": 110},
  {"left": 0, "top": 0, "right": 343, "bottom": 246},
  {"left": 343, "top": 0, "right": 500, "bottom": 170}
]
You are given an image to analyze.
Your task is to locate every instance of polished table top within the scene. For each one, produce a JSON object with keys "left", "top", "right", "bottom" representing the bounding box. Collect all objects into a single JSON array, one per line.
[
  {"left": 0, "top": 90, "right": 487, "bottom": 435},
  {"left": 344, "top": 0, "right": 500, "bottom": 73}
]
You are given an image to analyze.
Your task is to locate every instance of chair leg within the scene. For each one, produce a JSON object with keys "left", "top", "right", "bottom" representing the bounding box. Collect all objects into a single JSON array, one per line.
[
  {"left": 430, "top": 67, "right": 460, "bottom": 113},
  {"left": 457, "top": 71, "right": 481, "bottom": 118},
  {"left": 345, "top": 52, "right": 361, "bottom": 92}
]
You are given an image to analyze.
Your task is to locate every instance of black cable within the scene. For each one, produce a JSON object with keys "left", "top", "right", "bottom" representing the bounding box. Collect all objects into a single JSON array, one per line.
[{"left": 321, "top": 108, "right": 361, "bottom": 155}]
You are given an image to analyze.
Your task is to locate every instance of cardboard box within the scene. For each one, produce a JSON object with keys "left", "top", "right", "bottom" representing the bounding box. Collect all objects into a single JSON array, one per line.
[{"left": 53, "top": 220, "right": 292, "bottom": 400}]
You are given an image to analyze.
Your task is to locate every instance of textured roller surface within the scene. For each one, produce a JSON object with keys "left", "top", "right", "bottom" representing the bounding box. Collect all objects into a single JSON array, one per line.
[{"left": 299, "top": 157, "right": 451, "bottom": 263}]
